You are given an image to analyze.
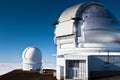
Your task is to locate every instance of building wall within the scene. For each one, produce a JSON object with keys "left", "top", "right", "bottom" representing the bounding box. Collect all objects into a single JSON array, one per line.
[
  {"left": 88, "top": 55, "right": 120, "bottom": 71},
  {"left": 56, "top": 54, "right": 88, "bottom": 80},
  {"left": 56, "top": 48, "right": 120, "bottom": 80},
  {"left": 88, "top": 55, "right": 120, "bottom": 79},
  {"left": 56, "top": 57, "right": 65, "bottom": 79},
  {"left": 23, "top": 62, "right": 41, "bottom": 71}
]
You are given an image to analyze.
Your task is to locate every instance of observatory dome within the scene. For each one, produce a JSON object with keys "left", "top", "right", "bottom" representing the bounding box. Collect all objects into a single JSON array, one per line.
[
  {"left": 54, "top": 2, "right": 120, "bottom": 43},
  {"left": 22, "top": 47, "right": 42, "bottom": 71},
  {"left": 22, "top": 47, "right": 42, "bottom": 61},
  {"left": 58, "top": 2, "right": 116, "bottom": 22}
]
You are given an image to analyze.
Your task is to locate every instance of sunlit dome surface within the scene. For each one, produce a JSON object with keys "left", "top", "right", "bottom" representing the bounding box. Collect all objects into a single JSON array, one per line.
[
  {"left": 55, "top": 2, "right": 120, "bottom": 43},
  {"left": 59, "top": 2, "right": 116, "bottom": 22},
  {"left": 22, "top": 47, "right": 42, "bottom": 61}
]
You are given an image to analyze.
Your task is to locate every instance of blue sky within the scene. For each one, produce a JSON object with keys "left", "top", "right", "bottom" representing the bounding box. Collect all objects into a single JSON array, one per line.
[{"left": 0, "top": 0, "right": 120, "bottom": 66}]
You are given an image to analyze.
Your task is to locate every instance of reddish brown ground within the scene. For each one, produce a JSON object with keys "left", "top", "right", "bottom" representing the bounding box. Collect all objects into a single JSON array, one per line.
[
  {"left": 0, "top": 69, "right": 120, "bottom": 80},
  {"left": 0, "top": 69, "right": 57, "bottom": 80}
]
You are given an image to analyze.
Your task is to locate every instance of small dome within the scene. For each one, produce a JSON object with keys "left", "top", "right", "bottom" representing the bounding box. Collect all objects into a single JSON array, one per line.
[
  {"left": 22, "top": 47, "right": 42, "bottom": 71},
  {"left": 22, "top": 47, "right": 42, "bottom": 62}
]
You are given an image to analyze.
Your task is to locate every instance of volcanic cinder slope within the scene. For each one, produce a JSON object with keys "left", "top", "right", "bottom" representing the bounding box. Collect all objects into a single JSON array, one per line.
[
  {"left": 0, "top": 69, "right": 120, "bottom": 80},
  {"left": 0, "top": 69, "right": 57, "bottom": 80}
]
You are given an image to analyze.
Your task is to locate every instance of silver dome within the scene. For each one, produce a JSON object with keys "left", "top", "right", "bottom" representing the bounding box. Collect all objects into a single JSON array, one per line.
[
  {"left": 81, "top": 2, "right": 120, "bottom": 43},
  {"left": 55, "top": 2, "right": 120, "bottom": 43}
]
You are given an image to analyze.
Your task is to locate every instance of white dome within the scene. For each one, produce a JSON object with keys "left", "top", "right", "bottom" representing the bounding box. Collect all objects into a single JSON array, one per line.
[
  {"left": 22, "top": 47, "right": 42, "bottom": 71},
  {"left": 22, "top": 47, "right": 42, "bottom": 61}
]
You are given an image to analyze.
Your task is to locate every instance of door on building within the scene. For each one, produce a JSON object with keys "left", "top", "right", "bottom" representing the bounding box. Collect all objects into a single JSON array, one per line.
[{"left": 66, "top": 60, "right": 86, "bottom": 79}]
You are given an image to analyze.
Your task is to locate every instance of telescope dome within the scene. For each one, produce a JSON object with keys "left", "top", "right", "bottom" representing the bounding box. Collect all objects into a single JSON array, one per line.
[
  {"left": 22, "top": 47, "right": 42, "bottom": 71},
  {"left": 55, "top": 2, "right": 120, "bottom": 43},
  {"left": 22, "top": 47, "right": 42, "bottom": 61}
]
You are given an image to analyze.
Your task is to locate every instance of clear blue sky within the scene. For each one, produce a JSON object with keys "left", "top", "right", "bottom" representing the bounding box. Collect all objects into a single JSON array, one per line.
[{"left": 0, "top": 0, "right": 120, "bottom": 65}]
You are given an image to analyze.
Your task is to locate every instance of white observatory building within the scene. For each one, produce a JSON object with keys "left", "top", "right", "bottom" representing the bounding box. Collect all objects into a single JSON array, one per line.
[
  {"left": 22, "top": 47, "right": 42, "bottom": 71},
  {"left": 54, "top": 2, "right": 120, "bottom": 80}
]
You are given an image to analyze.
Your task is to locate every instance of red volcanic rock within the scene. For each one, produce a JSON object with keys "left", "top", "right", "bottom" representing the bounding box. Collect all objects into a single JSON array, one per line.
[
  {"left": 0, "top": 69, "right": 56, "bottom": 80},
  {"left": 1, "top": 69, "right": 120, "bottom": 80}
]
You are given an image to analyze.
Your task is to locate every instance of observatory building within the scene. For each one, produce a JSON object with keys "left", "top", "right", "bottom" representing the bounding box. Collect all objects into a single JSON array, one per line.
[
  {"left": 54, "top": 2, "right": 120, "bottom": 80},
  {"left": 22, "top": 47, "right": 42, "bottom": 71}
]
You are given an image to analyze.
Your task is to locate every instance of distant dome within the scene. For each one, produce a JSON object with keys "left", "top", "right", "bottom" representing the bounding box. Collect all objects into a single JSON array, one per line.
[
  {"left": 22, "top": 47, "right": 42, "bottom": 61},
  {"left": 22, "top": 47, "right": 42, "bottom": 71}
]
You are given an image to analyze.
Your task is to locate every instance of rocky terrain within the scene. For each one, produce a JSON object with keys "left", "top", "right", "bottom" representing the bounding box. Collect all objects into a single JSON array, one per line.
[
  {"left": 0, "top": 69, "right": 56, "bottom": 80},
  {"left": 0, "top": 69, "right": 120, "bottom": 80}
]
